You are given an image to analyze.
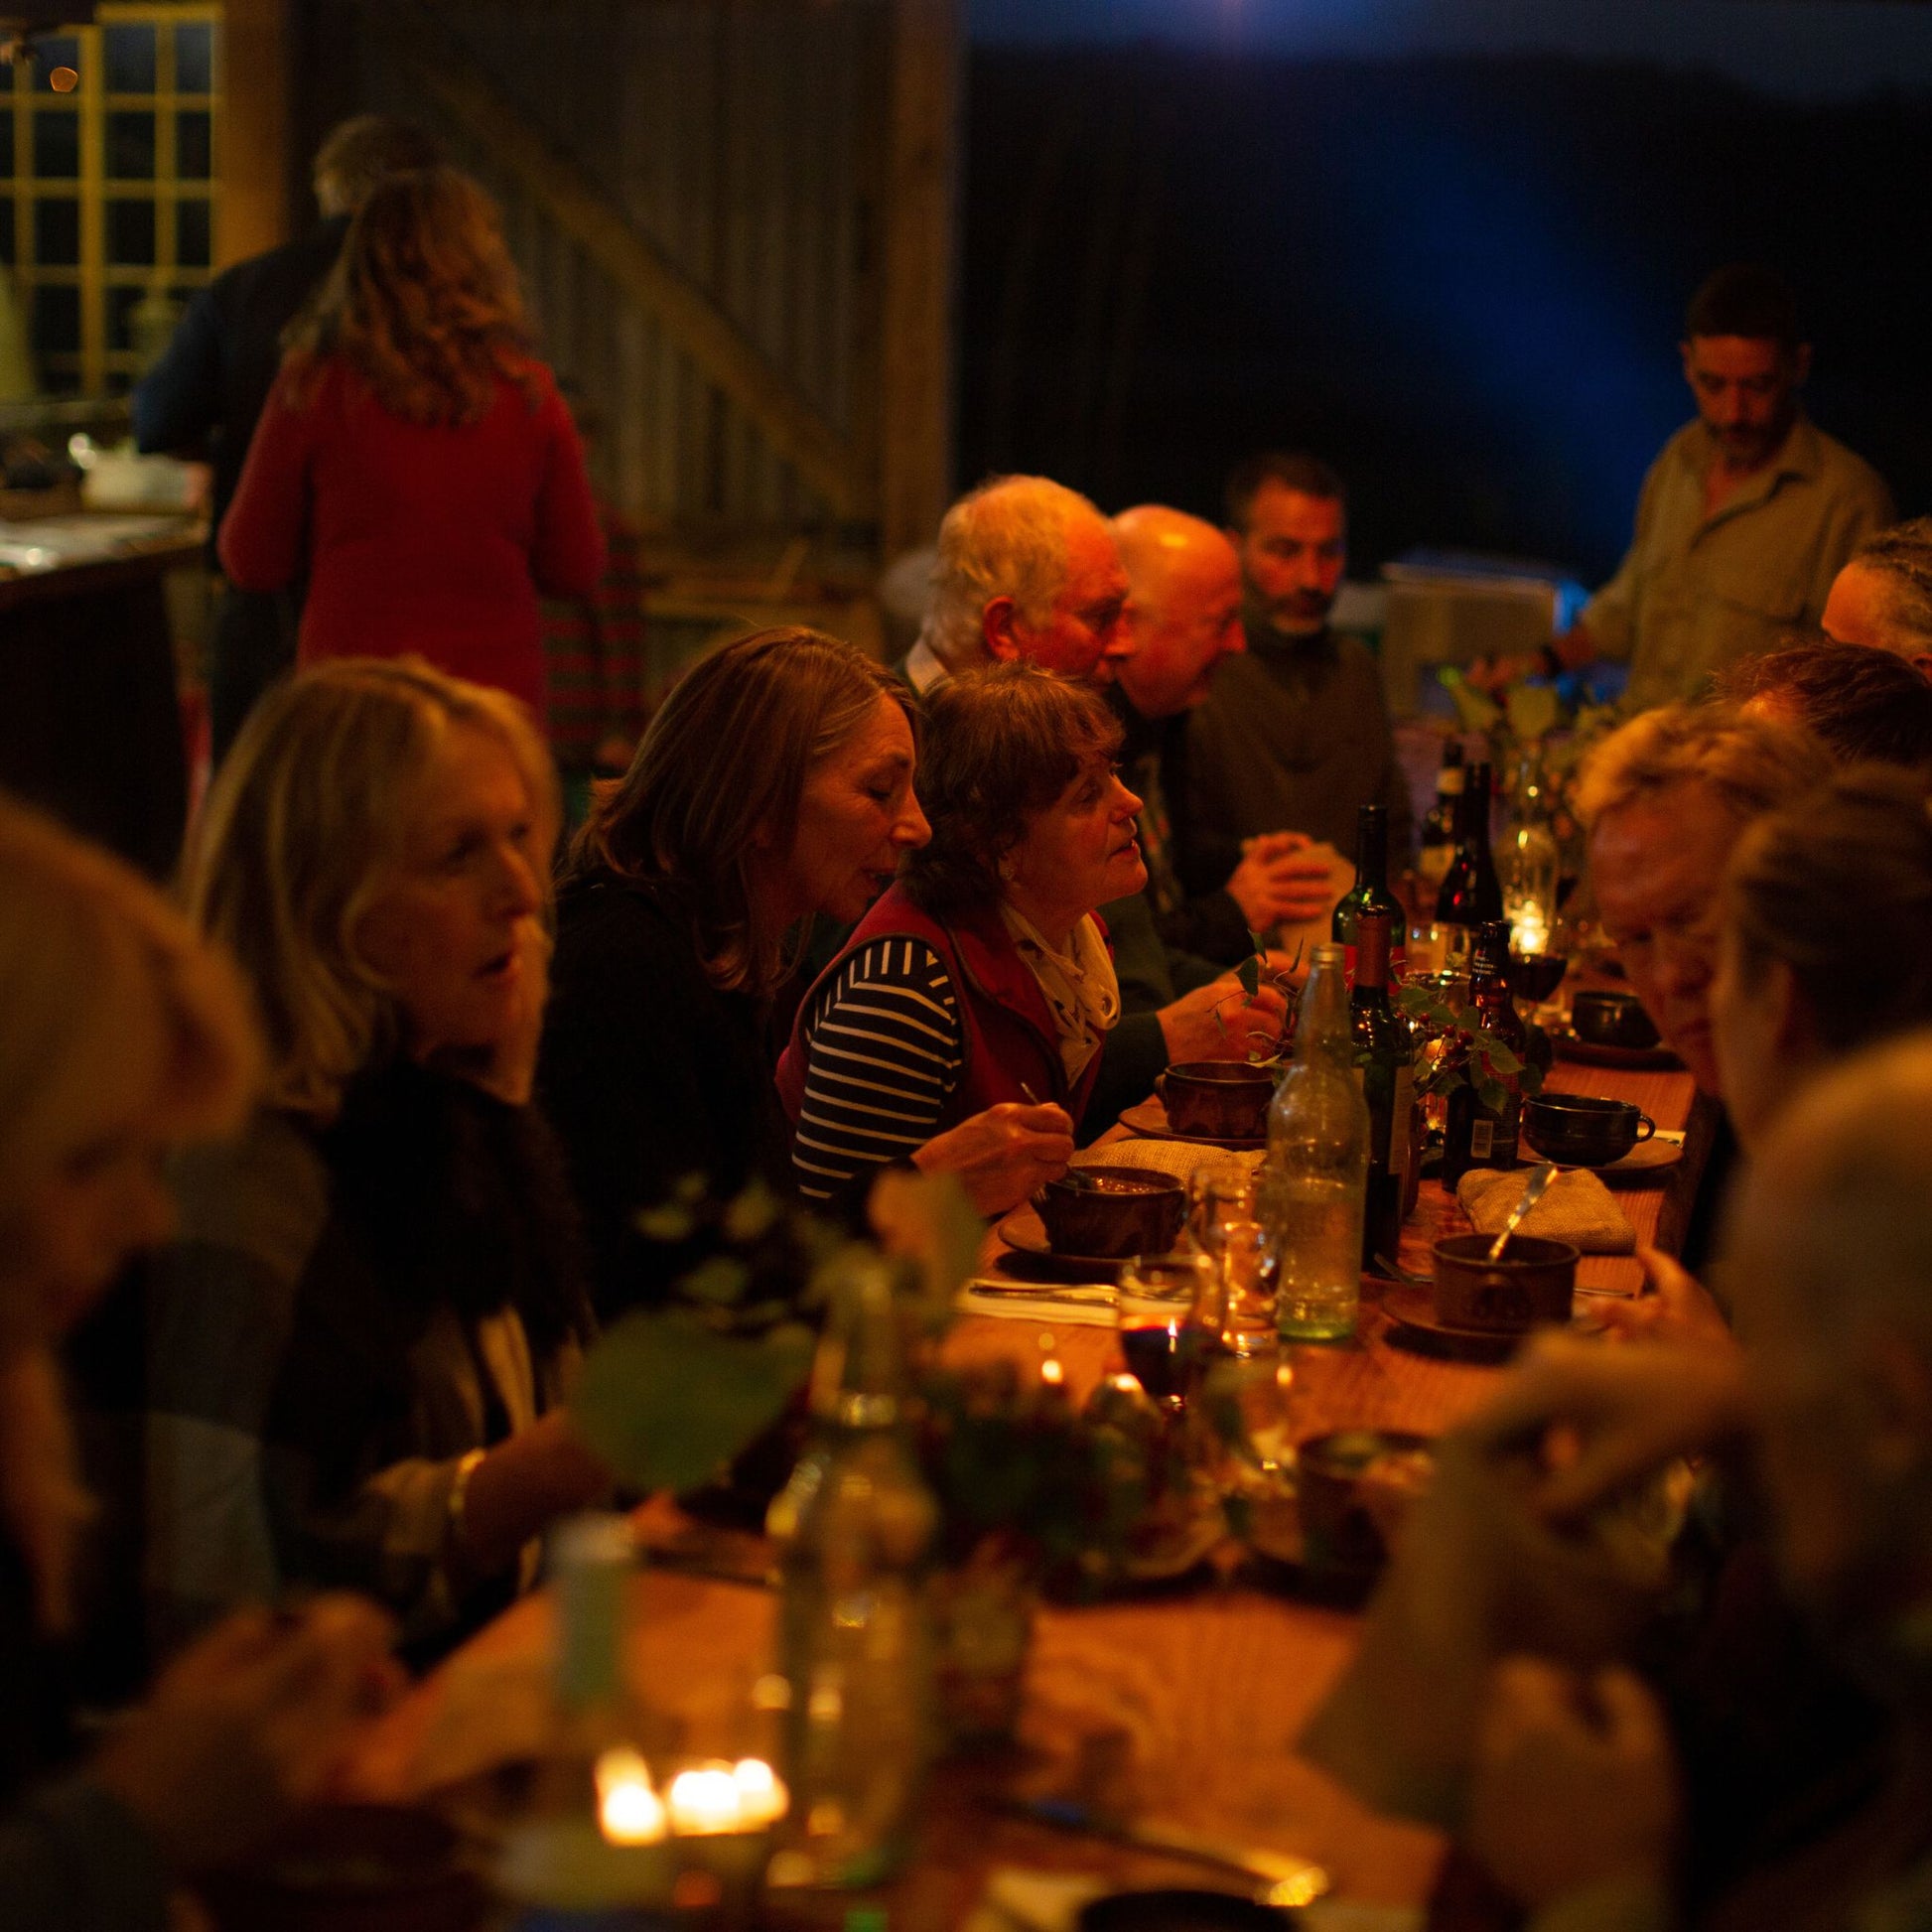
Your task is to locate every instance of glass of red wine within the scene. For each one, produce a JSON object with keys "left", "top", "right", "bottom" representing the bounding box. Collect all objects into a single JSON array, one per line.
[{"left": 1116, "top": 1252, "right": 1217, "bottom": 1418}]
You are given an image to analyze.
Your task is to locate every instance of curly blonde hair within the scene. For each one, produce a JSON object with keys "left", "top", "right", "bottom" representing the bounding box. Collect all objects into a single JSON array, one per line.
[
  {"left": 185, "top": 658, "right": 559, "bottom": 1118},
  {"left": 284, "top": 164, "right": 539, "bottom": 427}
]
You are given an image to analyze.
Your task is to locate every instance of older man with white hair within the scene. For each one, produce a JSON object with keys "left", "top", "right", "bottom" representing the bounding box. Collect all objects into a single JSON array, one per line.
[{"left": 900, "top": 475, "right": 1132, "bottom": 693}]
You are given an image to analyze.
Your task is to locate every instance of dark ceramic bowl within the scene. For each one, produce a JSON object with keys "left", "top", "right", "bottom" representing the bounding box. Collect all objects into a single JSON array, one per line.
[
  {"left": 1431, "top": 1232, "right": 1579, "bottom": 1333},
  {"left": 1157, "top": 1060, "right": 1276, "bottom": 1141},
  {"left": 1035, "top": 1165, "right": 1187, "bottom": 1260},
  {"left": 1297, "top": 1428, "right": 1437, "bottom": 1576},
  {"left": 1522, "top": 1092, "right": 1656, "bottom": 1169},
  {"left": 1570, "top": 989, "right": 1661, "bottom": 1050}
]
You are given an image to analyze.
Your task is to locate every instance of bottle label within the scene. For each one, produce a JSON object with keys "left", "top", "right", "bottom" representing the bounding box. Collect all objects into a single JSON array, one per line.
[
  {"left": 1389, "top": 1064, "right": 1415, "bottom": 1180},
  {"left": 1470, "top": 1118, "right": 1494, "bottom": 1160}
]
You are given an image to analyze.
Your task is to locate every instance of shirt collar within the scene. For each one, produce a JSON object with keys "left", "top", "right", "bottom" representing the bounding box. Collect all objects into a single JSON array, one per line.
[
  {"left": 1687, "top": 411, "right": 1819, "bottom": 505},
  {"left": 903, "top": 636, "right": 950, "bottom": 695}
]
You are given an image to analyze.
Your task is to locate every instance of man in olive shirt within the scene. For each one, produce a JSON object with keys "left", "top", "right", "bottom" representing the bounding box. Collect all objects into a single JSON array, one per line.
[
  {"left": 1184, "top": 452, "right": 1413, "bottom": 887},
  {"left": 1553, "top": 264, "right": 1892, "bottom": 709}
]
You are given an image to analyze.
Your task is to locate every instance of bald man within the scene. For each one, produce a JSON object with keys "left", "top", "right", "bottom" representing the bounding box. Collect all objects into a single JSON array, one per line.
[
  {"left": 1108, "top": 505, "right": 1336, "bottom": 963},
  {"left": 1821, "top": 517, "right": 1932, "bottom": 679}
]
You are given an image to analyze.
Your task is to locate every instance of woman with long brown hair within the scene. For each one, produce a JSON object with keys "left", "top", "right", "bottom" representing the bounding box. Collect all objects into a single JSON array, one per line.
[
  {"left": 219, "top": 164, "right": 604, "bottom": 711},
  {"left": 541, "top": 628, "right": 1079, "bottom": 1315}
]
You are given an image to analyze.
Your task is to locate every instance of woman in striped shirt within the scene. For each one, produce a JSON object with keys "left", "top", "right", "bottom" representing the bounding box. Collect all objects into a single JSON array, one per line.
[{"left": 780, "top": 663, "right": 1217, "bottom": 1213}]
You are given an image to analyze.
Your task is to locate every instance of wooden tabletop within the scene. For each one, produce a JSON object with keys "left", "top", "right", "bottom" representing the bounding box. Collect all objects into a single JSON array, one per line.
[{"left": 342, "top": 1054, "right": 1701, "bottom": 1924}]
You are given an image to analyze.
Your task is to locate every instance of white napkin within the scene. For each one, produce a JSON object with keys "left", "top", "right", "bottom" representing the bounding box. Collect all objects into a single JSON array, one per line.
[{"left": 959, "top": 1282, "right": 1118, "bottom": 1327}]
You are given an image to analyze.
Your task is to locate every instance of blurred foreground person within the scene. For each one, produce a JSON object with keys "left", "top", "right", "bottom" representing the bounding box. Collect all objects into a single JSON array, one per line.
[
  {"left": 1822, "top": 516, "right": 1932, "bottom": 676},
  {"left": 133, "top": 114, "right": 442, "bottom": 759},
  {"left": 220, "top": 167, "right": 605, "bottom": 710},
  {"left": 0, "top": 796, "right": 394, "bottom": 1930},
  {"left": 1545, "top": 265, "right": 1891, "bottom": 707},
  {"left": 145, "top": 661, "right": 608, "bottom": 1661},
  {"left": 543, "top": 629, "right": 1075, "bottom": 1314},
  {"left": 1459, "top": 1031, "right": 1932, "bottom": 1931},
  {"left": 1576, "top": 704, "right": 1829, "bottom": 1267},
  {"left": 902, "top": 475, "right": 1131, "bottom": 692},
  {"left": 1109, "top": 504, "right": 1337, "bottom": 963},
  {"left": 1716, "top": 634, "right": 1932, "bottom": 775}
]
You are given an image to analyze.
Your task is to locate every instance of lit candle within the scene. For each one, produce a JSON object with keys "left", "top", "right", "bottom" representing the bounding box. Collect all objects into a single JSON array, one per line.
[
  {"left": 596, "top": 1748, "right": 667, "bottom": 1846},
  {"left": 667, "top": 1765, "right": 745, "bottom": 1836},
  {"left": 1510, "top": 906, "right": 1550, "bottom": 959},
  {"left": 730, "top": 1758, "right": 788, "bottom": 1828}
]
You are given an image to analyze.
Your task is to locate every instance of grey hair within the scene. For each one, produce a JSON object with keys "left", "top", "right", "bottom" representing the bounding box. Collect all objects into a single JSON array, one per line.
[
  {"left": 1575, "top": 701, "right": 1830, "bottom": 834},
  {"left": 1849, "top": 517, "right": 1932, "bottom": 652},
  {"left": 916, "top": 475, "right": 1106, "bottom": 671}
]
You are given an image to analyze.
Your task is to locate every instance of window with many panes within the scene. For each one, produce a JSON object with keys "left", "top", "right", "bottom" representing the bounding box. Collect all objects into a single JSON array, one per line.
[{"left": 4, "top": 4, "right": 219, "bottom": 395}]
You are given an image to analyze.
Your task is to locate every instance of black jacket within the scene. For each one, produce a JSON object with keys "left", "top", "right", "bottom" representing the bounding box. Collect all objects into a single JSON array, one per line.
[{"left": 132, "top": 215, "right": 349, "bottom": 552}]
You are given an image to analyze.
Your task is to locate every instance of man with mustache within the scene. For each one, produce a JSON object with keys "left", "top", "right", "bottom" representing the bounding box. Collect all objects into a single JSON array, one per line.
[
  {"left": 1532, "top": 264, "right": 1891, "bottom": 710},
  {"left": 1184, "top": 452, "right": 1413, "bottom": 880}
]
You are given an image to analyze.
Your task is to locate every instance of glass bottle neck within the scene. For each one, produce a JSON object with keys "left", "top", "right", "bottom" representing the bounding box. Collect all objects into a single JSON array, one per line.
[{"left": 1352, "top": 809, "right": 1389, "bottom": 894}]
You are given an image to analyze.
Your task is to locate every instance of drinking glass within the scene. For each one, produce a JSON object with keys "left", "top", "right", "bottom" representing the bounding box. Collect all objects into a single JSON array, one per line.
[
  {"left": 1116, "top": 1252, "right": 1217, "bottom": 1416},
  {"left": 1189, "top": 1170, "right": 1274, "bottom": 1357}
]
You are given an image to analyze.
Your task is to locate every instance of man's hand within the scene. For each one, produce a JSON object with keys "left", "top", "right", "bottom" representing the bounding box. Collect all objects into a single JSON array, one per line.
[
  {"left": 1591, "top": 1247, "right": 1737, "bottom": 1353},
  {"left": 1225, "top": 831, "right": 1337, "bottom": 932},
  {"left": 1468, "top": 1657, "right": 1679, "bottom": 1909},
  {"left": 1467, "top": 1331, "right": 1748, "bottom": 1526},
  {"left": 91, "top": 1596, "right": 401, "bottom": 1874},
  {"left": 1157, "top": 975, "right": 1289, "bottom": 1064},
  {"left": 913, "top": 1101, "right": 1075, "bottom": 1216}
]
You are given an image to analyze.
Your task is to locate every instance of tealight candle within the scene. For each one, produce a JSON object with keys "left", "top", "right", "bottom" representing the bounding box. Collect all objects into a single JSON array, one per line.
[
  {"left": 730, "top": 1757, "right": 787, "bottom": 1827},
  {"left": 595, "top": 1748, "right": 667, "bottom": 1847},
  {"left": 667, "top": 1765, "right": 745, "bottom": 1837}
]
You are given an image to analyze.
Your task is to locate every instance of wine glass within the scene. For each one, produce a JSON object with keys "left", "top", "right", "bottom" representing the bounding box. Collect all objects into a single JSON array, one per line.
[{"left": 1116, "top": 1252, "right": 1217, "bottom": 1417}]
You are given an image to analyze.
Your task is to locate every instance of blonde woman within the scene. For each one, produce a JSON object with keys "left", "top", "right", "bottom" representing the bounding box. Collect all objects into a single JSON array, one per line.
[
  {"left": 143, "top": 658, "right": 608, "bottom": 1663},
  {"left": 219, "top": 165, "right": 604, "bottom": 708},
  {"left": 0, "top": 795, "right": 394, "bottom": 1929}
]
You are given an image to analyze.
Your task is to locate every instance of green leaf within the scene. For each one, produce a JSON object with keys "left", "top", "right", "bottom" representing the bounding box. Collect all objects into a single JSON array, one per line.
[
  {"left": 1480, "top": 1039, "right": 1524, "bottom": 1078},
  {"left": 1438, "top": 665, "right": 1502, "bottom": 735},
  {"left": 1475, "top": 1076, "right": 1509, "bottom": 1115},
  {"left": 635, "top": 1201, "right": 697, "bottom": 1243},
  {"left": 681, "top": 1255, "right": 752, "bottom": 1306},
  {"left": 1236, "top": 952, "right": 1261, "bottom": 1000},
  {"left": 722, "top": 1179, "right": 781, "bottom": 1244},
  {"left": 572, "top": 1311, "right": 815, "bottom": 1493}
]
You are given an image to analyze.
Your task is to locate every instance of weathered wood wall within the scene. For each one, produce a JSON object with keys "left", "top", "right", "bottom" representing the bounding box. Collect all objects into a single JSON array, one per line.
[{"left": 284, "top": 0, "right": 955, "bottom": 561}]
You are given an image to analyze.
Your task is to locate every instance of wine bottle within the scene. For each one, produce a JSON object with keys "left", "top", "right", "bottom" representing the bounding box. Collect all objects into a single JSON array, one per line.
[
  {"left": 1442, "top": 919, "right": 1528, "bottom": 1185},
  {"left": 1263, "top": 943, "right": 1369, "bottom": 1341},
  {"left": 1332, "top": 802, "right": 1406, "bottom": 983},
  {"left": 1350, "top": 908, "right": 1415, "bottom": 1271},
  {"left": 1417, "top": 740, "right": 1463, "bottom": 901},
  {"left": 1434, "top": 759, "right": 1503, "bottom": 976}
]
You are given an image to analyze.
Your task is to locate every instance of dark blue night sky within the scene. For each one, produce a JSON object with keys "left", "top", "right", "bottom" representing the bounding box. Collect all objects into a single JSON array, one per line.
[{"left": 969, "top": 1, "right": 1932, "bottom": 101}]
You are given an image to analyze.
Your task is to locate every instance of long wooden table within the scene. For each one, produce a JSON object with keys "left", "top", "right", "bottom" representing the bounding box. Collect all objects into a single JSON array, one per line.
[{"left": 343, "top": 1055, "right": 1701, "bottom": 1927}]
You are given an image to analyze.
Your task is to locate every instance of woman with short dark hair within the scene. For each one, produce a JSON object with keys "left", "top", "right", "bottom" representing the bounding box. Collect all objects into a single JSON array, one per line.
[{"left": 776, "top": 661, "right": 1281, "bottom": 1212}]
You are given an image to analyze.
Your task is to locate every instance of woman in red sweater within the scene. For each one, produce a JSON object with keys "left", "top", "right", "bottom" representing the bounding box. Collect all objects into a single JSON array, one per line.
[{"left": 220, "top": 166, "right": 605, "bottom": 712}]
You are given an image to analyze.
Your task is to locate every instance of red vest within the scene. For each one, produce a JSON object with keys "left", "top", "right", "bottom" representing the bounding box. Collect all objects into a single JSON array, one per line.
[{"left": 775, "top": 885, "right": 1105, "bottom": 1130}]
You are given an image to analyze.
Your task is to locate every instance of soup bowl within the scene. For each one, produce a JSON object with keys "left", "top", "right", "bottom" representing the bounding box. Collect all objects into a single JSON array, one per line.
[
  {"left": 1156, "top": 1060, "right": 1276, "bottom": 1142},
  {"left": 1035, "top": 1166, "right": 1188, "bottom": 1260}
]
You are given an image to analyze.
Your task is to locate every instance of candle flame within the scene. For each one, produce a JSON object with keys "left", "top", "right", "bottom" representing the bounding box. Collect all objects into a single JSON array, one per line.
[{"left": 595, "top": 1748, "right": 666, "bottom": 1846}]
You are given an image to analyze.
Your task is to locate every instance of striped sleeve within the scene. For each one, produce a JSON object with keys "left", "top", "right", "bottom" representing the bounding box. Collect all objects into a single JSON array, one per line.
[{"left": 793, "top": 936, "right": 964, "bottom": 1202}]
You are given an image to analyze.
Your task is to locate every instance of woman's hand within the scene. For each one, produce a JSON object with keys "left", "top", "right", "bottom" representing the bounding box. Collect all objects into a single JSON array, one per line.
[
  {"left": 1592, "top": 1247, "right": 1737, "bottom": 1353},
  {"left": 913, "top": 1102, "right": 1075, "bottom": 1216},
  {"left": 1157, "top": 975, "right": 1289, "bottom": 1064},
  {"left": 458, "top": 1410, "right": 614, "bottom": 1577},
  {"left": 1468, "top": 1657, "right": 1679, "bottom": 1909},
  {"left": 90, "top": 1595, "right": 401, "bottom": 1873}
]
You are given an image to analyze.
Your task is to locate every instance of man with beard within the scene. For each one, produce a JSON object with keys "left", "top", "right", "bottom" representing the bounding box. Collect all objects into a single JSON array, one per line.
[
  {"left": 1541, "top": 265, "right": 1891, "bottom": 710},
  {"left": 1184, "top": 453, "right": 1412, "bottom": 877}
]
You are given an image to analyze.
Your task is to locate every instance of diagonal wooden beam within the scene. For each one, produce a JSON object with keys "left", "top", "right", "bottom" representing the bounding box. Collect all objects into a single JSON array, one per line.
[{"left": 356, "top": 0, "right": 863, "bottom": 516}]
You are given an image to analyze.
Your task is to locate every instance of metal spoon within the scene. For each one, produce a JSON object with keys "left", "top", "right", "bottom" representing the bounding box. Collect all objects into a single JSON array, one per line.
[{"left": 1489, "top": 1161, "right": 1558, "bottom": 1261}]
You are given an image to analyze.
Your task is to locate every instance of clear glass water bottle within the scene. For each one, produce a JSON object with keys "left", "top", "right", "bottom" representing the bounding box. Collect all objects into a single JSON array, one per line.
[
  {"left": 766, "top": 1253, "right": 936, "bottom": 1889},
  {"left": 1264, "top": 943, "right": 1369, "bottom": 1342}
]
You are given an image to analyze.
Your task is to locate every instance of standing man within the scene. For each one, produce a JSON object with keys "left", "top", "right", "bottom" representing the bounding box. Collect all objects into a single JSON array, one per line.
[
  {"left": 1185, "top": 453, "right": 1413, "bottom": 883},
  {"left": 1110, "top": 504, "right": 1337, "bottom": 964},
  {"left": 1542, "top": 264, "right": 1892, "bottom": 709},
  {"left": 900, "top": 474, "right": 1132, "bottom": 694},
  {"left": 135, "top": 115, "right": 442, "bottom": 759}
]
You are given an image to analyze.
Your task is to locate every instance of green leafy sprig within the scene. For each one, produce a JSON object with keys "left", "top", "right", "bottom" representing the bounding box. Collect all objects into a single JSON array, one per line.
[{"left": 1395, "top": 981, "right": 1546, "bottom": 1116}]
